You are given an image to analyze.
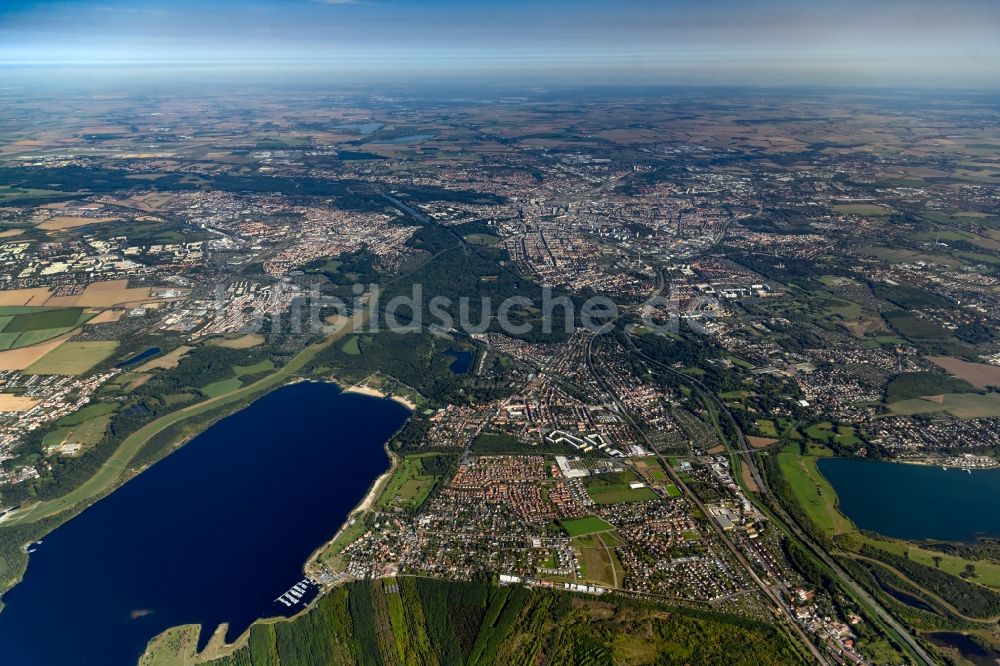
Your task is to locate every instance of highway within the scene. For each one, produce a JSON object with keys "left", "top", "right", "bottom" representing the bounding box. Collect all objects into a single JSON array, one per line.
[
  {"left": 585, "top": 331, "right": 832, "bottom": 666},
  {"left": 625, "top": 340, "right": 937, "bottom": 666}
]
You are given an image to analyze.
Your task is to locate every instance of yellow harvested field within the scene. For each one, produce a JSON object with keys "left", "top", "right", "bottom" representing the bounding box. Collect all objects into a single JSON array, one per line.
[
  {"left": 87, "top": 309, "right": 125, "bottom": 324},
  {"left": 0, "top": 331, "right": 74, "bottom": 371},
  {"left": 210, "top": 334, "right": 264, "bottom": 349},
  {"left": 0, "top": 394, "right": 39, "bottom": 412},
  {"left": 928, "top": 356, "right": 1000, "bottom": 390},
  {"left": 136, "top": 345, "right": 192, "bottom": 371},
  {"left": 25, "top": 341, "right": 119, "bottom": 376},
  {"left": 0, "top": 229, "right": 24, "bottom": 238},
  {"left": 42, "top": 294, "right": 84, "bottom": 307},
  {"left": 37, "top": 216, "right": 118, "bottom": 231},
  {"left": 0, "top": 287, "right": 52, "bottom": 306},
  {"left": 74, "top": 280, "right": 152, "bottom": 308}
]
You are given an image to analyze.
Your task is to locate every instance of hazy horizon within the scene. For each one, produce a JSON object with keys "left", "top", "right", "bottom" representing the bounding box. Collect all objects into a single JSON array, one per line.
[{"left": 1, "top": 0, "right": 998, "bottom": 88}]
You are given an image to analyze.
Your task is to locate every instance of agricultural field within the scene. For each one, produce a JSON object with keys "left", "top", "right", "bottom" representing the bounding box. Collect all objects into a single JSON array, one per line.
[
  {"left": 24, "top": 340, "right": 118, "bottom": 375},
  {"left": 209, "top": 334, "right": 265, "bottom": 349},
  {"left": 0, "top": 393, "right": 38, "bottom": 412},
  {"left": 928, "top": 356, "right": 1000, "bottom": 390},
  {"left": 0, "top": 306, "right": 93, "bottom": 350},
  {"left": 887, "top": 393, "right": 1000, "bottom": 419}
]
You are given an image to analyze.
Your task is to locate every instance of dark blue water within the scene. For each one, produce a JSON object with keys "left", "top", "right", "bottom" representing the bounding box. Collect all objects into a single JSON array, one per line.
[
  {"left": 818, "top": 458, "right": 1000, "bottom": 542},
  {"left": 115, "top": 347, "right": 161, "bottom": 368},
  {"left": 443, "top": 349, "right": 472, "bottom": 374},
  {"left": 0, "top": 381, "right": 409, "bottom": 666}
]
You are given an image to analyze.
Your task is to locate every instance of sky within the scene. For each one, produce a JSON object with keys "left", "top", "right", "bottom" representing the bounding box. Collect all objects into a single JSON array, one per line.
[{"left": 1, "top": 0, "right": 999, "bottom": 87}]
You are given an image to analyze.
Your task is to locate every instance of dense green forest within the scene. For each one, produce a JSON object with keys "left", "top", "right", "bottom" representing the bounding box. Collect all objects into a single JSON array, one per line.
[{"left": 182, "top": 577, "right": 806, "bottom": 666}]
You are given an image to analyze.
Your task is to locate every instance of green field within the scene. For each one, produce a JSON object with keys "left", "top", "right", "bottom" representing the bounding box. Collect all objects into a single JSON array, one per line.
[
  {"left": 378, "top": 454, "right": 449, "bottom": 511},
  {"left": 832, "top": 203, "right": 891, "bottom": 216},
  {"left": 757, "top": 419, "right": 779, "bottom": 437},
  {"left": 664, "top": 484, "right": 681, "bottom": 497},
  {"left": 233, "top": 359, "right": 275, "bottom": 376},
  {"left": 574, "top": 533, "right": 623, "bottom": 588},
  {"left": 56, "top": 402, "right": 117, "bottom": 426},
  {"left": 25, "top": 340, "right": 118, "bottom": 375},
  {"left": 42, "top": 413, "right": 113, "bottom": 453},
  {"left": 199, "top": 377, "right": 243, "bottom": 397},
  {"left": 1, "top": 308, "right": 85, "bottom": 332},
  {"left": 589, "top": 485, "right": 658, "bottom": 504},
  {"left": 0, "top": 306, "right": 94, "bottom": 350},
  {"left": 342, "top": 335, "right": 361, "bottom": 355},
  {"left": 559, "top": 515, "right": 614, "bottom": 536},
  {"left": 775, "top": 444, "right": 853, "bottom": 535},
  {"left": 888, "top": 392, "right": 1000, "bottom": 418},
  {"left": 463, "top": 233, "right": 501, "bottom": 245}
]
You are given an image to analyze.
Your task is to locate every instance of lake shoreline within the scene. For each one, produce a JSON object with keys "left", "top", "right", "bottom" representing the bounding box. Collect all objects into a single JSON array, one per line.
[{"left": 0, "top": 380, "right": 412, "bottom": 665}]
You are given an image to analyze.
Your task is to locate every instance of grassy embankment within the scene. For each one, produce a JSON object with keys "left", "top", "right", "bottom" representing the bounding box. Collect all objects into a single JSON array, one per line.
[{"left": 775, "top": 444, "right": 1000, "bottom": 600}]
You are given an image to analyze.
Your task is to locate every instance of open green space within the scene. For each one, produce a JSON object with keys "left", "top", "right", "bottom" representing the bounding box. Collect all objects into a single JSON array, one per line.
[
  {"left": 588, "top": 485, "right": 658, "bottom": 504},
  {"left": 232, "top": 359, "right": 275, "bottom": 376},
  {"left": 198, "top": 377, "right": 243, "bottom": 398},
  {"left": 463, "top": 233, "right": 501, "bottom": 245},
  {"left": 574, "top": 533, "right": 623, "bottom": 588},
  {"left": 775, "top": 444, "right": 853, "bottom": 536},
  {"left": 559, "top": 515, "right": 614, "bottom": 537},
  {"left": 833, "top": 203, "right": 891, "bottom": 216},
  {"left": 56, "top": 402, "right": 118, "bottom": 426},
  {"left": 378, "top": 453, "right": 452, "bottom": 511},
  {"left": 342, "top": 335, "right": 361, "bottom": 355}
]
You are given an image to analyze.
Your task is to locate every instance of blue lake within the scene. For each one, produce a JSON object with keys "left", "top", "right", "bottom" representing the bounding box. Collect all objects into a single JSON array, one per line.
[
  {"left": 443, "top": 349, "right": 472, "bottom": 374},
  {"left": 0, "top": 381, "right": 410, "bottom": 665},
  {"left": 116, "top": 347, "right": 161, "bottom": 368},
  {"left": 818, "top": 458, "right": 1000, "bottom": 543}
]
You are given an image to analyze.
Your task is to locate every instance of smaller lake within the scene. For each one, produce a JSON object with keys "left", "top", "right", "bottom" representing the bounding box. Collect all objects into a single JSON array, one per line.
[
  {"left": 443, "top": 349, "right": 472, "bottom": 374},
  {"left": 381, "top": 133, "right": 436, "bottom": 144},
  {"left": 116, "top": 347, "right": 161, "bottom": 368},
  {"left": 341, "top": 121, "right": 382, "bottom": 135},
  {"left": 818, "top": 458, "right": 1000, "bottom": 542},
  {"left": 927, "top": 632, "right": 1000, "bottom": 666}
]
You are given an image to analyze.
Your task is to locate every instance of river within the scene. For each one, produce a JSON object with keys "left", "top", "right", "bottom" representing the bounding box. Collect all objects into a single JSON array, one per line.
[
  {"left": 818, "top": 458, "right": 1000, "bottom": 542},
  {"left": 0, "top": 381, "right": 410, "bottom": 665}
]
